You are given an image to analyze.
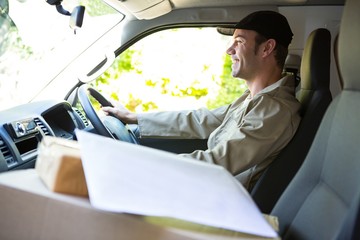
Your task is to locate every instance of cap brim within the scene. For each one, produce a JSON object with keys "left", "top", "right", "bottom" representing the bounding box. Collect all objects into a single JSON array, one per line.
[{"left": 217, "top": 27, "right": 235, "bottom": 36}]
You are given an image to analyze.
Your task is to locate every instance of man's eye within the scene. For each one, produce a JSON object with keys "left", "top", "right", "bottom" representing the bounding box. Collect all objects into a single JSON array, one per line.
[
  {"left": 234, "top": 39, "right": 244, "bottom": 45},
  {"left": 227, "top": 38, "right": 244, "bottom": 48}
]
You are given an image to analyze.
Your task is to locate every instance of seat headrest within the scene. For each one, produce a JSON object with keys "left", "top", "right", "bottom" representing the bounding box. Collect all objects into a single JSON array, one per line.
[
  {"left": 284, "top": 54, "right": 301, "bottom": 86},
  {"left": 339, "top": 0, "right": 360, "bottom": 90},
  {"left": 300, "top": 28, "right": 331, "bottom": 91},
  {"left": 285, "top": 54, "right": 301, "bottom": 70}
]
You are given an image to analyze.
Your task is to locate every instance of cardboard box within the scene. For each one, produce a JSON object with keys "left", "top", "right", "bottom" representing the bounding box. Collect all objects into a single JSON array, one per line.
[
  {"left": 35, "top": 136, "right": 88, "bottom": 197},
  {"left": 27, "top": 135, "right": 280, "bottom": 239},
  {"left": 0, "top": 169, "right": 279, "bottom": 240}
]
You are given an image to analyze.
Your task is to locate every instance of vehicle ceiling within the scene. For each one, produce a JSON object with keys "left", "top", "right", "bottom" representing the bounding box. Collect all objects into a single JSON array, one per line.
[
  {"left": 105, "top": 0, "right": 345, "bottom": 20},
  {"left": 169, "top": 0, "right": 345, "bottom": 8}
]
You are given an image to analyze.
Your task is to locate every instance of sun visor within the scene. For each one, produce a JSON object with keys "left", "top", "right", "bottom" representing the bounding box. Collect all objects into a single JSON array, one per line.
[
  {"left": 112, "top": 0, "right": 172, "bottom": 20},
  {"left": 217, "top": 27, "right": 236, "bottom": 36}
]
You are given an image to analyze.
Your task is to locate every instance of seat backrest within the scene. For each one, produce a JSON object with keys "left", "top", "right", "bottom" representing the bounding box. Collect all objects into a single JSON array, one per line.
[
  {"left": 271, "top": 0, "right": 360, "bottom": 238},
  {"left": 250, "top": 28, "right": 332, "bottom": 213}
]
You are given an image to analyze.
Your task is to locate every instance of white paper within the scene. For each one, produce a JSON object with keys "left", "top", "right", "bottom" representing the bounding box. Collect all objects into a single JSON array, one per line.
[{"left": 76, "top": 130, "right": 277, "bottom": 238}]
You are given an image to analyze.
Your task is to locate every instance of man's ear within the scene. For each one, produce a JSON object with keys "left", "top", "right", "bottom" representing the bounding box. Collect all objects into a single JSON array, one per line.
[{"left": 261, "top": 39, "right": 276, "bottom": 57}]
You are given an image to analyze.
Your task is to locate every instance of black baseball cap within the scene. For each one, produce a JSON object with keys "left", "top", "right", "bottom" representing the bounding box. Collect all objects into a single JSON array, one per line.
[{"left": 218, "top": 11, "right": 293, "bottom": 47}]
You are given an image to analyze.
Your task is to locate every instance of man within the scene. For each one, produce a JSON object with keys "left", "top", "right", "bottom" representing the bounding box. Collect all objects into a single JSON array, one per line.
[{"left": 102, "top": 11, "right": 301, "bottom": 191}]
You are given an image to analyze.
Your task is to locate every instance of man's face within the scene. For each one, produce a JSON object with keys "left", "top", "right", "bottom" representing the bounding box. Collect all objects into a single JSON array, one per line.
[{"left": 226, "top": 29, "right": 261, "bottom": 80}]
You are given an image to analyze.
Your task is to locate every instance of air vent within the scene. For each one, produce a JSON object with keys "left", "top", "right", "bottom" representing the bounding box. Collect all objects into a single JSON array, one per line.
[
  {"left": 74, "top": 108, "right": 89, "bottom": 127},
  {"left": 0, "top": 135, "right": 16, "bottom": 167},
  {"left": 34, "top": 117, "right": 51, "bottom": 136}
]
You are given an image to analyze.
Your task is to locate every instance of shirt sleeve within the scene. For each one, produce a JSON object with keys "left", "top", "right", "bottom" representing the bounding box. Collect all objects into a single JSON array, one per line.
[
  {"left": 179, "top": 94, "right": 300, "bottom": 175},
  {"left": 137, "top": 105, "right": 230, "bottom": 139}
]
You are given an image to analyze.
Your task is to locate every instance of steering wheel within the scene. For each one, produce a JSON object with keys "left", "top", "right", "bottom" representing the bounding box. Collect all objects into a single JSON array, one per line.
[{"left": 77, "top": 84, "right": 139, "bottom": 144}]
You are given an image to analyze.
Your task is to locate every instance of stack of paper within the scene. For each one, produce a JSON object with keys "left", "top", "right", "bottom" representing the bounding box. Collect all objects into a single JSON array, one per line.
[{"left": 76, "top": 130, "right": 278, "bottom": 238}]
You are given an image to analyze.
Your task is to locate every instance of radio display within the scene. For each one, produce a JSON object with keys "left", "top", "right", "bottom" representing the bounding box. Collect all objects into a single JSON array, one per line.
[{"left": 9, "top": 118, "right": 39, "bottom": 139}]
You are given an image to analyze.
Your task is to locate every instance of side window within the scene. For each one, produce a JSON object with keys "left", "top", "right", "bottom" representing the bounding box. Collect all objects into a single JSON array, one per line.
[{"left": 93, "top": 28, "right": 247, "bottom": 112}]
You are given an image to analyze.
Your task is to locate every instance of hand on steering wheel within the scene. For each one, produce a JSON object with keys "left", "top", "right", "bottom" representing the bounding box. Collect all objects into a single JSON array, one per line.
[{"left": 77, "top": 84, "right": 139, "bottom": 144}]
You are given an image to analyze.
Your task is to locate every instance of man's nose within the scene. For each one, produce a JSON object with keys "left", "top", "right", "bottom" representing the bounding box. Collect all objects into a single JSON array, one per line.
[{"left": 226, "top": 46, "right": 235, "bottom": 55}]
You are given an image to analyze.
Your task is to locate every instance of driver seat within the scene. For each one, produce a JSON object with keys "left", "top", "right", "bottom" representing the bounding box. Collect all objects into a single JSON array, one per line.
[{"left": 250, "top": 28, "right": 332, "bottom": 213}]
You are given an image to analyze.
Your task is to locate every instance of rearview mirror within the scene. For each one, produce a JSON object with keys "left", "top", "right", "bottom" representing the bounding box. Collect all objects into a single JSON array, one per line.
[
  {"left": 46, "top": 0, "right": 85, "bottom": 33},
  {"left": 70, "top": 6, "right": 85, "bottom": 33}
]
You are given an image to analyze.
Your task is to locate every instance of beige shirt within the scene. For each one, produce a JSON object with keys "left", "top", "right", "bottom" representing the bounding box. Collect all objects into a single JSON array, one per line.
[{"left": 138, "top": 75, "right": 301, "bottom": 190}]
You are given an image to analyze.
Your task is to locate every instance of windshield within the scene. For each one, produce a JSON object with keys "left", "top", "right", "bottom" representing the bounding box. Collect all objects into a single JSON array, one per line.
[{"left": 0, "top": 0, "right": 123, "bottom": 111}]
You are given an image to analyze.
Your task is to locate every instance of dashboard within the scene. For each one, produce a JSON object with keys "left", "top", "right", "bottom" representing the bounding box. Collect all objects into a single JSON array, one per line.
[
  {"left": 0, "top": 100, "right": 89, "bottom": 172},
  {"left": 0, "top": 99, "right": 208, "bottom": 173}
]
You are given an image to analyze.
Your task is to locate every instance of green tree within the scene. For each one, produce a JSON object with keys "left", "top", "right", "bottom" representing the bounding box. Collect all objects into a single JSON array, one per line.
[
  {"left": 207, "top": 54, "right": 247, "bottom": 109},
  {"left": 0, "top": 1, "right": 33, "bottom": 71},
  {"left": 92, "top": 28, "right": 247, "bottom": 112},
  {"left": 80, "top": 0, "right": 117, "bottom": 16}
]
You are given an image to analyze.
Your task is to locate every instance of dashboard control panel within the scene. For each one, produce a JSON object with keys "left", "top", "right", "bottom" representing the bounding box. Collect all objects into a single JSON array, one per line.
[{"left": 8, "top": 118, "right": 39, "bottom": 139}]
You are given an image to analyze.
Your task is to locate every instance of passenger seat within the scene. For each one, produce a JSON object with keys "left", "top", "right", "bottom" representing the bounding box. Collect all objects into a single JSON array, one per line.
[{"left": 272, "top": 0, "right": 360, "bottom": 238}]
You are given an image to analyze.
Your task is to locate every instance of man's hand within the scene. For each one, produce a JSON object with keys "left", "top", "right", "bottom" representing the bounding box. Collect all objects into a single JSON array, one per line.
[{"left": 101, "top": 102, "right": 138, "bottom": 124}]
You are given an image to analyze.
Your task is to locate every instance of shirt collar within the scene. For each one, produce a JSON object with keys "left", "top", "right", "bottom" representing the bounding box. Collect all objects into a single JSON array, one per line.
[{"left": 253, "top": 74, "right": 295, "bottom": 97}]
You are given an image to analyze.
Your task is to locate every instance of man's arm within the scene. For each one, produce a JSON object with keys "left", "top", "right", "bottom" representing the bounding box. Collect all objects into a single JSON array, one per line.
[
  {"left": 102, "top": 102, "right": 230, "bottom": 139},
  {"left": 137, "top": 106, "right": 229, "bottom": 139},
  {"left": 180, "top": 95, "right": 300, "bottom": 178}
]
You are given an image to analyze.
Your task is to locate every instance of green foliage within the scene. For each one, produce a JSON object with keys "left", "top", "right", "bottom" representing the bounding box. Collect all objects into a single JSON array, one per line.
[
  {"left": 94, "top": 48, "right": 139, "bottom": 87},
  {"left": 123, "top": 94, "right": 158, "bottom": 112},
  {"left": 0, "top": 0, "right": 9, "bottom": 14},
  {"left": 80, "top": 0, "right": 117, "bottom": 16},
  {"left": 160, "top": 78, "right": 170, "bottom": 94},
  {"left": 172, "top": 83, "right": 208, "bottom": 100},
  {"left": 119, "top": 49, "right": 137, "bottom": 72},
  {"left": 94, "top": 28, "right": 247, "bottom": 112},
  {"left": 88, "top": 95, "right": 102, "bottom": 111},
  {"left": 142, "top": 101, "right": 158, "bottom": 111},
  {"left": 206, "top": 54, "right": 247, "bottom": 109},
  {"left": 110, "top": 92, "right": 119, "bottom": 101},
  {"left": 145, "top": 79, "right": 157, "bottom": 87},
  {"left": 125, "top": 94, "right": 142, "bottom": 112},
  {"left": 0, "top": 4, "right": 33, "bottom": 66}
]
